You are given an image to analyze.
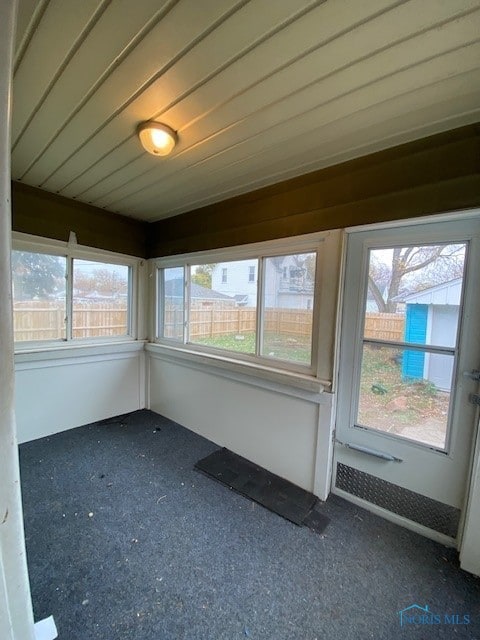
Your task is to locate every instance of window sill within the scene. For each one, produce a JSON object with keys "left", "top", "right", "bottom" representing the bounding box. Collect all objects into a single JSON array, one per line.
[
  {"left": 146, "top": 342, "right": 331, "bottom": 402},
  {"left": 15, "top": 339, "right": 146, "bottom": 364}
]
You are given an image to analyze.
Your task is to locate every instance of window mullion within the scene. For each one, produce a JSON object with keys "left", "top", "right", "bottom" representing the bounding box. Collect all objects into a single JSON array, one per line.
[
  {"left": 310, "top": 249, "right": 321, "bottom": 375},
  {"left": 184, "top": 265, "right": 190, "bottom": 345},
  {"left": 127, "top": 265, "right": 134, "bottom": 337},
  {"left": 65, "top": 256, "right": 73, "bottom": 341},
  {"left": 256, "top": 258, "right": 265, "bottom": 357},
  {"left": 157, "top": 268, "right": 164, "bottom": 340},
  {"left": 362, "top": 337, "right": 456, "bottom": 356}
]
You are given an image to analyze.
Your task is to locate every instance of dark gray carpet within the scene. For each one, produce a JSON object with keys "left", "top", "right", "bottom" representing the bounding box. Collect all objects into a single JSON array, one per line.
[{"left": 19, "top": 410, "right": 480, "bottom": 640}]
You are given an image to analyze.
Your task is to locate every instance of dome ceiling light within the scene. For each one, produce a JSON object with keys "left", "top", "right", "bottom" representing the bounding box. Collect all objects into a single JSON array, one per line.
[{"left": 136, "top": 121, "right": 178, "bottom": 156}]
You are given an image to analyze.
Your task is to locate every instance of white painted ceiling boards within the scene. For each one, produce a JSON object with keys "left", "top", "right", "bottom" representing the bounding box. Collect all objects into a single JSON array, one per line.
[{"left": 12, "top": 0, "right": 480, "bottom": 221}]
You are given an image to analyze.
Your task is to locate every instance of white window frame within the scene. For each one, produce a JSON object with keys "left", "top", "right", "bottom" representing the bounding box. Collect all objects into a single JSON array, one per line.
[
  {"left": 156, "top": 265, "right": 185, "bottom": 343},
  {"left": 12, "top": 232, "right": 141, "bottom": 350},
  {"left": 154, "top": 234, "right": 326, "bottom": 377}
]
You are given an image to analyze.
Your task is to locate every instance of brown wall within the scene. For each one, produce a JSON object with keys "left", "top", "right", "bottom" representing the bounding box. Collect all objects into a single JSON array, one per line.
[
  {"left": 148, "top": 124, "right": 480, "bottom": 258},
  {"left": 11, "top": 124, "right": 480, "bottom": 260},
  {"left": 12, "top": 182, "right": 148, "bottom": 258}
]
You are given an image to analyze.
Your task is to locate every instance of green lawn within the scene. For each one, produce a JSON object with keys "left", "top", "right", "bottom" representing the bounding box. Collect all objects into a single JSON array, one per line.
[
  {"left": 193, "top": 332, "right": 256, "bottom": 354},
  {"left": 192, "top": 331, "right": 311, "bottom": 364}
]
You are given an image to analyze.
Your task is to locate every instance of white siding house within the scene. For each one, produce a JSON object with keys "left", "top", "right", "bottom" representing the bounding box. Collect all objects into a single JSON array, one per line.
[
  {"left": 211, "top": 259, "right": 258, "bottom": 306},
  {"left": 212, "top": 255, "right": 314, "bottom": 309}
]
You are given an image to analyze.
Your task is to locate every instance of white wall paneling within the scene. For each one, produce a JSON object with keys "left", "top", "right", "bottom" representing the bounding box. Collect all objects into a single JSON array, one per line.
[
  {"left": 147, "top": 349, "right": 334, "bottom": 495},
  {"left": 15, "top": 343, "right": 145, "bottom": 443}
]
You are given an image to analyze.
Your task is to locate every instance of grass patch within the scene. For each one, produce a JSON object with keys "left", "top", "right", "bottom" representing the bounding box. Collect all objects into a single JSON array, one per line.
[
  {"left": 192, "top": 332, "right": 256, "bottom": 355},
  {"left": 358, "top": 344, "right": 450, "bottom": 445},
  {"left": 192, "top": 332, "right": 311, "bottom": 364}
]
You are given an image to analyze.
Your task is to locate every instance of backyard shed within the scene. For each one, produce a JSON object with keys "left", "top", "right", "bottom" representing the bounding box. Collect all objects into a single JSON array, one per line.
[{"left": 402, "top": 278, "right": 461, "bottom": 391}]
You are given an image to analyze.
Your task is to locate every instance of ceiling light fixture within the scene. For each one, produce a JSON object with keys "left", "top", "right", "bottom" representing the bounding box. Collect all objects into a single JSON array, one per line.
[{"left": 136, "top": 121, "right": 178, "bottom": 156}]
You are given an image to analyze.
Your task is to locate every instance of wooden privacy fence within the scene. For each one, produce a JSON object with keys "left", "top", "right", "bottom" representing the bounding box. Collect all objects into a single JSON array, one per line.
[
  {"left": 188, "top": 307, "right": 256, "bottom": 338},
  {"left": 263, "top": 308, "right": 313, "bottom": 337},
  {"left": 72, "top": 304, "right": 128, "bottom": 338},
  {"left": 14, "top": 301, "right": 405, "bottom": 342},
  {"left": 364, "top": 312, "right": 404, "bottom": 341},
  {"left": 13, "top": 301, "right": 128, "bottom": 341},
  {"left": 164, "top": 307, "right": 405, "bottom": 341},
  {"left": 164, "top": 307, "right": 314, "bottom": 339}
]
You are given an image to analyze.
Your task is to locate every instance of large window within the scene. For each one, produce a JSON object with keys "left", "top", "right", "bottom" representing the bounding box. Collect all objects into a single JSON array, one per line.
[
  {"left": 190, "top": 259, "right": 258, "bottom": 355},
  {"left": 157, "top": 249, "right": 318, "bottom": 372},
  {"left": 262, "top": 254, "right": 315, "bottom": 365},
  {"left": 12, "top": 247, "right": 134, "bottom": 344},
  {"left": 12, "top": 251, "right": 67, "bottom": 342},
  {"left": 72, "top": 259, "right": 130, "bottom": 338}
]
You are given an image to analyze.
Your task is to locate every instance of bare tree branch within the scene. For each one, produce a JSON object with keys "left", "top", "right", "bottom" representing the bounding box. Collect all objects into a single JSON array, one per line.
[
  {"left": 402, "top": 249, "right": 444, "bottom": 274},
  {"left": 368, "top": 276, "right": 387, "bottom": 312}
]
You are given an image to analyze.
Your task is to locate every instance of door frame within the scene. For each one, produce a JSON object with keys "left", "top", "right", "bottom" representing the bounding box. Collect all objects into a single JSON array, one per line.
[{"left": 331, "top": 209, "right": 480, "bottom": 550}]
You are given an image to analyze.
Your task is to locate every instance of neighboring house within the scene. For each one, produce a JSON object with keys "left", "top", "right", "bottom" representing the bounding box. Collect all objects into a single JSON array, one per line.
[
  {"left": 211, "top": 259, "right": 258, "bottom": 306},
  {"left": 400, "top": 278, "right": 461, "bottom": 391},
  {"left": 212, "top": 256, "right": 314, "bottom": 309},
  {"left": 164, "top": 277, "right": 236, "bottom": 308}
]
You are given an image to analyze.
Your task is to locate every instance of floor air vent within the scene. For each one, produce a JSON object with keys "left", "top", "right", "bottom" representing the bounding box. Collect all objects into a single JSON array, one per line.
[{"left": 335, "top": 463, "right": 460, "bottom": 538}]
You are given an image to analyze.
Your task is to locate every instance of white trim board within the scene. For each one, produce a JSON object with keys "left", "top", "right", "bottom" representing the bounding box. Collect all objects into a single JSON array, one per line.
[
  {"left": 345, "top": 208, "right": 480, "bottom": 234},
  {"left": 34, "top": 617, "right": 57, "bottom": 640},
  {"left": 15, "top": 340, "right": 145, "bottom": 368},
  {"left": 146, "top": 343, "right": 330, "bottom": 401}
]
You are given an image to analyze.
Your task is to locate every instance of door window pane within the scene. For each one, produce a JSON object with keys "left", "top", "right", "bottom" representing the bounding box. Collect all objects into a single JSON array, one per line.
[
  {"left": 357, "top": 344, "right": 452, "bottom": 449},
  {"left": 12, "top": 251, "right": 66, "bottom": 341},
  {"left": 73, "top": 259, "right": 129, "bottom": 338},
  {"left": 261, "top": 253, "right": 316, "bottom": 365},
  {"left": 160, "top": 267, "right": 184, "bottom": 341},
  {"left": 359, "top": 243, "right": 467, "bottom": 449},
  {"left": 189, "top": 261, "right": 257, "bottom": 354},
  {"left": 364, "top": 243, "right": 466, "bottom": 347}
]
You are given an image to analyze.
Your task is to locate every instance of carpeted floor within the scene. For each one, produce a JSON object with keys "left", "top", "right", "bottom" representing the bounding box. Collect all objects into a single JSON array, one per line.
[{"left": 19, "top": 410, "right": 480, "bottom": 640}]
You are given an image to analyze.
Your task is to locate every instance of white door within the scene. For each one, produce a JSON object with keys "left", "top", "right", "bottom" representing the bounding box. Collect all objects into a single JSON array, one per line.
[{"left": 333, "top": 216, "right": 480, "bottom": 544}]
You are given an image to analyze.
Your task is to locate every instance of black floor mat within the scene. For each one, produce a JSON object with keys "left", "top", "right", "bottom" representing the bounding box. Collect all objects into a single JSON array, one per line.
[
  {"left": 195, "top": 447, "right": 329, "bottom": 533},
  {"left": 302, "top": 507, "right": 330, "bottom": 534}
]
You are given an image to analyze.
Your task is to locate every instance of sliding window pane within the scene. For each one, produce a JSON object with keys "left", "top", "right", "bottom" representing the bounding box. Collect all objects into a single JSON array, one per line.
[
  {"left": 160, "top": 267, "right": 184, "bottom": 341},
  {"left": 12, "top": 250, "right": 66, "bottom": 341},
  {"left": 261, "top": 253, "right": 316, "bottom": 365},
  {"left": 189, "top": 261, "right": 257, "bottom": 354},
  {"left": 73, "top": 259, "right": 129, "bottom": 338}
]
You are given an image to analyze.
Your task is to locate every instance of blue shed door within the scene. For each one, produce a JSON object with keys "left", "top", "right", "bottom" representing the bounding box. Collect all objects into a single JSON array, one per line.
[{"left": 402, "top": 304, "right": 428, "bottom": 380}]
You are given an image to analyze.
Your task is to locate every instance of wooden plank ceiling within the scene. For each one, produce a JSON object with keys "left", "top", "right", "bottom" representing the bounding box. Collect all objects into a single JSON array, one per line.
[{"left": 12, "top": 0, "right": 480, "bottom": 222}]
